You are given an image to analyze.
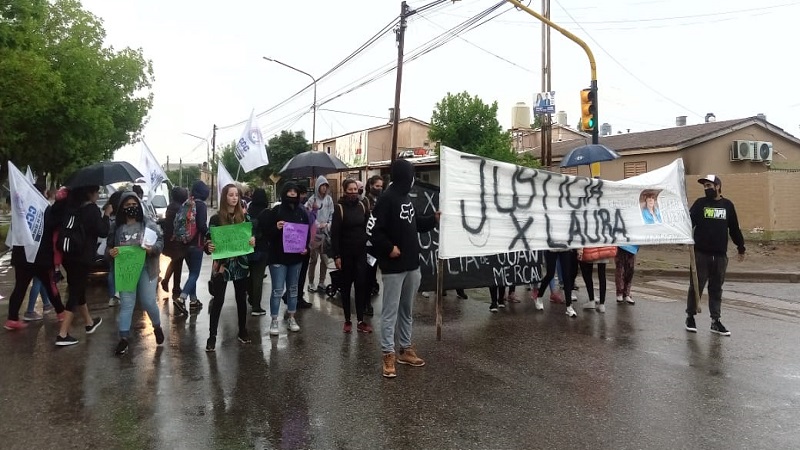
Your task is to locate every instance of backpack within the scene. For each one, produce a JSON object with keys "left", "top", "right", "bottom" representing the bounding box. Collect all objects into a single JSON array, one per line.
[
  {"left": 173, "top": 197, "right": 197, "bottom": 244},
  {"left": 56, "top": 209, "right": 86, "bottom": 257}
]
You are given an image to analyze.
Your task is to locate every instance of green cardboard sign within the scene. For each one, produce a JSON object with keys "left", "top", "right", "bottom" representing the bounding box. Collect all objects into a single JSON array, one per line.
[
  {"left": 210, "top": 222, "right": 253, "bottom": 260},
  {"left": 114, "top": 246, "right": 146, "bottom": 292}
]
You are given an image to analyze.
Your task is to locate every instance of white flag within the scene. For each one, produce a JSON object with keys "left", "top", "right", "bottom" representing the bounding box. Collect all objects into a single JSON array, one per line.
[
  {"left": 25, "top": 166, "right": 35, "bottom": 184},
  {"left": 217, "top": 163, "right": 235, "bottom": 207},
  {"left": 235, "top": 109, "right": 269, "bottom": 173},
  {"left": 438, "top": 146, "right": 694, "bottom": 259},
  {"left": 137, "top": 141, "right": 169, "bottom": 194},
  {"left": 106, "top": 184, "right": 117, "bottom": 194},
  {"left": 8, "top": 162, "right": 50, "bottom": 263}
]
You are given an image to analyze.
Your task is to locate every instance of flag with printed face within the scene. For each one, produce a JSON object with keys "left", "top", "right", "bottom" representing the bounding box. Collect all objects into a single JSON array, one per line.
[
  {"left": 8, "top": 162, "right": 50, "bottom": 263},
  {"left": 217, "top": 163, "right": 235, "bottom": 207},
  {"left": 138, "top": 141, "right": 168, "bottom": 193},
  {"left": 235, "top": 110, "right": 270, "bottom": 173}
]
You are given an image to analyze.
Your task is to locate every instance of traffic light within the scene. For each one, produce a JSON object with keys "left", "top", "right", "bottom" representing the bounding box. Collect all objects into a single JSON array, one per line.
[{"left": 580, "top": 88, "right": 596, "bottom": 132}]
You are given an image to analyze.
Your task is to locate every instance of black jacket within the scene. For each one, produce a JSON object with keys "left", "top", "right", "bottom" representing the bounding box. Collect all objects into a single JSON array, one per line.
[
  {"left": 689, "top": 196, "right": 745, "bottom": 256},
  {"left": 63, "top": 202, "right": 109, "bottom": 265},
  {"left": 331, "top": 196, "right": 368, "bottom": 259},
  {"left": 367, "top": 159, "right": 436, "bottom": 274},
  {"left": 265, "top": 184, "right": 311, "bottom": 266}
]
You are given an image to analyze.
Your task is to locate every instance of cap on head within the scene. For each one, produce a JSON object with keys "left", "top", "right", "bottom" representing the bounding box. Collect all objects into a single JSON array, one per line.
[{"left": 697, "top": 174, "right": 722, "bottom": 187}]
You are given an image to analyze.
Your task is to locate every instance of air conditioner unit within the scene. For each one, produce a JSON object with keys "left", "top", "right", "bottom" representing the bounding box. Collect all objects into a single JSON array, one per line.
[
  {"left": 730, "top": 140, "right": 755, "bottom": 161},
  {"left": 753, "top": 141, "right": 773, "bottom": 162}
]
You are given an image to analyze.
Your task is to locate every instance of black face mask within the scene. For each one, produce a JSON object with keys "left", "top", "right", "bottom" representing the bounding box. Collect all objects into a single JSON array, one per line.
[
  {"left": 370, "top": 188, "right": 382, "bottom": 197},
  {"left": 123, "top": 206, "right": 138, "bottom": 217},
  {"left": 345, "top": 193, "right": 360, "bottom": 204},
  {"left": 704, "top": 188, "right": 717, "bottom": 199},
  {"left": 285, "top": 196, "right": 300, "bottom": 205}
]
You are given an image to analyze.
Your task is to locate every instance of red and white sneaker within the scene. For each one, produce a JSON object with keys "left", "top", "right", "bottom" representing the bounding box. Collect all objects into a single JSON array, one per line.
[{"left": 4, "top": 320, "right": 28, "bottom": 331}]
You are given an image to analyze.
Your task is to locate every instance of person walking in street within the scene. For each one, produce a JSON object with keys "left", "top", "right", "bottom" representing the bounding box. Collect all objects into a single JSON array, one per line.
[
  {"left": 305, "top": 175, "right": 333, "bottom": 293},
  {"left": 367, "top": 159, "right": 438, "bottom": 378},
  {"left": 266, "top": 183, "right": 310, "bottom": 336},
  {"left": 330, "top": 179, "right": 372, "bottom": 333},
  {"left": 174, "top": 181, "right": 210, "bottom": 316},
  {"left": 286, "top": 185, "right": 313, "bottom": 309},
  {"left": 161, "top": 186, "right": 189, "bottom": 300},
  {"left": 107, "top": 191, "right": 165, "bottom": 355},
  {"left": 205, "top": 184, "right": 256, "bottom": 351},
  {"left": 246, "top": 188, "right": 270, "bottom": 316},
  {"left": 685, "top": 175, "right": 745, "bottom": 336},
  {"left": 364, "top": 175, "right": 384, "bottom": 315},
  {"left": 615, "top": 245, "right": 639, "bottom": 304}
]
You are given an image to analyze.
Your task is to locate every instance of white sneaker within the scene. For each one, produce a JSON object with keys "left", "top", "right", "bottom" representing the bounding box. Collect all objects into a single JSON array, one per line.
[
  {"left": 625, "top": 295, "right": 635, "bottom": 304},
  {"left": 269, "top": 319, "right": 280, "bottom": 336},
  {"left": 421, "top": 291, "right": 431, "bottom": 298},
  {"left": 565, "top": 306, "right": 577, "bottom": 317},
  {"left": 307, "top": 285, "right": 316, "bottom": 293},
  {"left": 616, "top": 295, "right": 624, "bottom": 303},
  {"left": 287, "top": 317, "right": 301, "bottom": 332},
  {"left": 571, "top": 292, "right": 578, "bottom": 301},
  {"left": 597, "top": 304, "right": 606, "bottom": 313},
  {"left": 534, "top": 298, "right": 544, "bottom": 311},
  {"left": 582, "top": 300, "right": 596, "bottom": 310},
  {"left": 108, "top": 296, "right": 120, "bottom": 307}
]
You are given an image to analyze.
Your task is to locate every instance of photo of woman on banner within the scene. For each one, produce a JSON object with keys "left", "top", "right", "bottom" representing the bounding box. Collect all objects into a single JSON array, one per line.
[{"left": 640, "top": 189, "right": 663, "bottom": 224}]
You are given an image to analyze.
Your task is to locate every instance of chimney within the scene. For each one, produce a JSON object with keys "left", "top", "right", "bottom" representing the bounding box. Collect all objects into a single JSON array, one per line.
[
  {"left": 705, "top": 113, "right": 716, "bottom": 123},
  {"left": 388, "top": 107, "right": 395, "bottom": 123},
  {"left": 676, "top": 116, "right": 687, "bottom": 127}
]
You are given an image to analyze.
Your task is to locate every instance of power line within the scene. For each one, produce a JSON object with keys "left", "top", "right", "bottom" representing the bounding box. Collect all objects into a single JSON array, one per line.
[
  {"left": 553, "top": 0, "right": 703, "bottom": 119},
  {"left": 318, "top": 108, "right": 389, "bottom": 120}
]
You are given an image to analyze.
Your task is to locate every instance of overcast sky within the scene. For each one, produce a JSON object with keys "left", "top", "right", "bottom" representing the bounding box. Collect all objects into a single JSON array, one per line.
[{"left": 79, "top": 0, "right": 800, "bottom": 166}]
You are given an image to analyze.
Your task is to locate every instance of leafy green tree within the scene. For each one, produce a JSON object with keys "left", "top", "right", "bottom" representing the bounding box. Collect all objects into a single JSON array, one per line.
[
  {"left": 428, "top": 91, "right": 516, "bottom": 164},
  {"left": 165, "top": 166, "right": 200, "bottom": 187},
  {"left": 259, "top": 130, "right": 311, "bottom": 181},
  {"left": 0, "top": 0, "right": 154, "bottom": 182}
]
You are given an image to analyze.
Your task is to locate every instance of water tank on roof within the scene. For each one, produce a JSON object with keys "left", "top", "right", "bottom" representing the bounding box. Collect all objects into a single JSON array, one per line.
[
  {"left": 676, "top": 116, "right": 687, "bottom": 126},
  {"left": 511, "top": 102, "right": 531, "bottom": 129},
  {"left": 601, "top": 123, "right": 612, "bottom": 136},
  {"left": 555, "top": 111, "right": 567, "bottom": 126},
  {"left": 757, "top": 113, "right": 767, "bottom": 121}
]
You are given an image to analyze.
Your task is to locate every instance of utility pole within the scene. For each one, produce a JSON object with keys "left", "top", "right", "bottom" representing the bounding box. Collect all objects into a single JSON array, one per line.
[
  {"left": 390, "top": 1, "right": 411, "bottom": 164},
  {"left": 540, "top": 0, "right": 552, "bottom": 168},
  {"left": 211, "top": 124, "right": 217, "bottom": 208},
  {"left": 179, "top": 158, "right": 183, "bottom": 187}
]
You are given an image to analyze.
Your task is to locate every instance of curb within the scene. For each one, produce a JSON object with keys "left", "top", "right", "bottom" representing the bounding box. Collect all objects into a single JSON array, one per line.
[{"left": 622, "top": 267, "right": 800, "bottom": 283}]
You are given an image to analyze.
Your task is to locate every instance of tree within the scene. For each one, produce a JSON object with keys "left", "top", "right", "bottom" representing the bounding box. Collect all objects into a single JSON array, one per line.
[
  {"left": 165, "top": 166, "right": 200, "bottom": 187},
  {"left": 0, "top": 0, "right": 154, "bottom": 182},
  {"left": 531, "top": 115, "right": 543, "bottom": 129},
  {"left": 428, "top": 91, "right": 516, "bottom": 164},
  {"left": 258, "top": 130, "right": 311, "bottom": 181}
]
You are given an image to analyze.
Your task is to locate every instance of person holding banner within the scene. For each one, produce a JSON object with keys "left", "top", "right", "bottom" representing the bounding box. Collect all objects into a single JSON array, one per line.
[
  {"left": 534, "top": 250, "right": 577, "bottom": 316},
  {"left": 266, "top": 183, "right": 311, "bottom": 337},
  {"left": 205, "top": 184, "right": 257, "bottom": 352},
  {"left": 107, "top": 191, "right": 165, "bottom": 355},
  {"left": 331, "top": 179, "right": 372, "bottom": 334},
  {"left": 685, "top": 175, "right": 745, "bottom": 336},
  {"left": 367, "top": 159, "right": 439, "bottom": 378}
]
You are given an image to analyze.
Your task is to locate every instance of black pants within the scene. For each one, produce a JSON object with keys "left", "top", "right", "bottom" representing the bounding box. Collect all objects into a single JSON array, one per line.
[
  {"left": 339, "top": 253, "right": 368, "bottom": 322},
  {"left": 63, "top": 261, "right": 90, "bottom": 311},
  {"left": 209, "top": 276, "right": 248, "bottom": 338},
  {"left": 537, "top": 251, "right": 575, "bottom": 306},
  {"left": 8, "top": 263, "right": 65, "bottom": 321},
  {"left": 579, "top": 261, "right": 607, "bottom": 304},
  {"left": 686, "top": 251, "right": 728, "bottom": 320},
  {"left": 297, "top": 253, "right": 310, "bottom": 300},
  {"left": 166, "top": 255, "right": 184, "bottom": 295},
  {"left": 248, "top": 257, "right": 268, "bottom": 310},
  {"left": 489, "top": 286, "right": 507, "bottom": 304}
]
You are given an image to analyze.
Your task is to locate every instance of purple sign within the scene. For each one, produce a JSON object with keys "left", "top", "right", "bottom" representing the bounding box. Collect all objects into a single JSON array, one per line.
[{"left": 282, "top": 222, "right": 309, "bottom": 253}]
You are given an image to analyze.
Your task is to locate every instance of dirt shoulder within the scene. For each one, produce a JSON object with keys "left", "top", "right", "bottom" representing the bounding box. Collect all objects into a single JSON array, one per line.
[{"left": 634, "top": 241, "right": 800, "bottom": 274}]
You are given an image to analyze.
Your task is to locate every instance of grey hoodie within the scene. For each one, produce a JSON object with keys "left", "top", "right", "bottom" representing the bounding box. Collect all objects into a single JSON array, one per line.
[
  {"left": 304, "top": 175, "right": 334, "bottom": 230},
  {"left": 106, "top": 191, "right": 165, "bottom": 280}
]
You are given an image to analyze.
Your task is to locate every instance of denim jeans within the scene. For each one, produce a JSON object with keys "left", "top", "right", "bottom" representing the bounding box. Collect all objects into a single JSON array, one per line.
[
  {"left": 108, "top": 265, "right": 116, "bottom": 298},
  {"left": 269, "top": 263, "right": 302, "bottom": 317},
  {"left": 380, "top": 269, "right": 421, "bottom": 353},
  {"left": 26, "top": 277, "right": 52, "bottom": 313},
  {"left": 180, "top": 246, "right": 203, "bottom": 300},
  {"left": 118, "top": 267, "right": 161, "bottom": 339}
]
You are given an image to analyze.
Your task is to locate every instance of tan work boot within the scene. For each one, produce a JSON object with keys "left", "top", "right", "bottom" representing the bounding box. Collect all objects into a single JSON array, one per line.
[
  {"left": 397, "top": 345, "right": 426, "bottom": 367},
  {"left": 382, "top": 352, "right": 397, "bottom": 378}
]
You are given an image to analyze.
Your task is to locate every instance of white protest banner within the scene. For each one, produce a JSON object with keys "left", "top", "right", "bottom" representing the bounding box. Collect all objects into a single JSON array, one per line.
[
  {"left": 137, "top": 141, "right": 168, "bottom": 193},
  {"left": 217, "top": 163, "right": 235, "bottom": 207},
  {"left": 235, "top": 110, "right": 269, "bottom": 173},
  {"left": 25, "top": 166, "right": 35, "bottom": 184},
  {"left": 438, "top": 146, "right": 693, "bottom": 259},
  {"left": 8, "top": 162, "right": 50, "bottom": 263}
]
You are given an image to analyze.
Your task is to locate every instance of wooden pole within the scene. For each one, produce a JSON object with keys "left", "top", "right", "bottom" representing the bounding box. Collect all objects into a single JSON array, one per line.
[
  {"left": 436, "top": 258, "right": 444, "bottom": 341},
  {"left": 689, "top": 246, "right": 702, "bottom": 314}
]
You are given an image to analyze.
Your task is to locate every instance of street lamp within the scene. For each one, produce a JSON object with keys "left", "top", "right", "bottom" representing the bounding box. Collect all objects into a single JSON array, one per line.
[
  {"left": 262, "top": 56, "right": 317, "bottom": 148},
  {"left": 182, "top": 131, "right": 213, "bottom": 206}
]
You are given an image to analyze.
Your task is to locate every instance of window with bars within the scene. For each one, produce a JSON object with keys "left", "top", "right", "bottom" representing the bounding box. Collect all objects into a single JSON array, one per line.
[{"left": 624, "top": 161, "right": 647, "bottom": 178}]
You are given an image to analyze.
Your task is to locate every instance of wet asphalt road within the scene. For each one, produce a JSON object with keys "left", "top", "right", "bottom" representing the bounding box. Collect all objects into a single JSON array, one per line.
[{"left": 1, "top": 253, "right": 800, "bottom": 450}]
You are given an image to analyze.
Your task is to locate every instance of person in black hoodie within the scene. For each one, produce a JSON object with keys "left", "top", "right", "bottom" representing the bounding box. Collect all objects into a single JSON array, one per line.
[
  {"left": 161, "top": 186, "right": 189, "bottom": 299},
  {"left": 331, "top": 179, "right": 372, "bottom": 334},
  {"left": 685, "top": 175, "right": 745, "bottom": 336},
  {"left": 56, "top": 185, "right": 110, "bottom": 346},
  {"left": 367, "top": 159, "right": 438, "bottom": 378},
  {"left": 246, "top": 188, "right": 270, "bottom": 316},
  {"left": 175, "top": 181, "right": 210, "bottom": 316},
  {"left": 265, "top": 183, "right": 310, "bottom": 336}
]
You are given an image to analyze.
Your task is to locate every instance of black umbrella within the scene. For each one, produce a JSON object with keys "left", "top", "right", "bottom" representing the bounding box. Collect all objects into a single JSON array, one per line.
[
  {"left": 279, "top": 151, "right": 349, "bottom": 178},
  {"left": 560, "top": 144, "right": 620, "bottom": 168},
  {"left": 64, "top": 161, "right": 143, "bottom": 188}
]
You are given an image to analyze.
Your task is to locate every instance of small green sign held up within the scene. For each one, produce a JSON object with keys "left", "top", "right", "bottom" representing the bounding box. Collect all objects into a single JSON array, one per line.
[
  {"left": 210, "top": 222, "right": 253, "bottom": 260},
  {"left": 114, "top": 246, "right": 146, "bottom": 292}
]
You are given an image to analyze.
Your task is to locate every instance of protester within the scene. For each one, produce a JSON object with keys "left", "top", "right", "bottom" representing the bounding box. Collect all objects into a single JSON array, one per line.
[
  {"left": 305, "top": 176, "right": 333, "bottom": 293},
  {"left": 367, "top": 159, "right": 438, "bottom": 378},
  {"left": 364, "top": 175, "right": 384, "bottom": 314},
  {"left": 107, "top": 192, "right": 165, "bottom": 355},
  {"left": 685, "top": 175, "right": 745, "bottom": 336},
  {"left": 161, "top": 186, "right": 189, "bottom": 299},
  {"left": 174, "top": 181, "right": 209, "bottom": 316},
  {"left": 285, "top": 185, "right": 313, "bottom": 309},
  {"left": 106, "top": 190, "right": 123, "bottom": 306},
  {"left": 615, "top": 245, "right": 639, "bottom": 304},
  {"left": 246, "top": 188, "right": 270, "bottom": 315}
]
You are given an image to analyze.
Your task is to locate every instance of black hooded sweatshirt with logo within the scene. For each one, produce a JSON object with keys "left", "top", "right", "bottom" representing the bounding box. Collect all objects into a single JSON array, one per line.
[
  {"left": 367, "top": 159, "right": 436, "bottom": 274},
  {"left": 689, "top": 195, "right": 745, "bottom": 256}
]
